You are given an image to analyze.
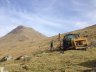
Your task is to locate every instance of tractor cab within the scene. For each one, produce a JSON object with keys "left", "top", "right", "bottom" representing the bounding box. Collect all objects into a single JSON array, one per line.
[{"left": 64, "top": 34, "right": 79, "bottom": 40}]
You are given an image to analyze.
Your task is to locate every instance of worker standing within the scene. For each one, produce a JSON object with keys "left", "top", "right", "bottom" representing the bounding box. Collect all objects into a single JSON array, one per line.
[{"left": 50, "top": 40, "right": 54, "bottom": 51}]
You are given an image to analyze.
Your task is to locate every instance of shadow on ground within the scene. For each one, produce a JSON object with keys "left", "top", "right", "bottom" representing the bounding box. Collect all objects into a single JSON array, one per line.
[
  {"left": 79, "top": 60, "right": 96, "bottom": 72},
  {"left": 79, "top": 60, "right": 96, "bottom": 68}
]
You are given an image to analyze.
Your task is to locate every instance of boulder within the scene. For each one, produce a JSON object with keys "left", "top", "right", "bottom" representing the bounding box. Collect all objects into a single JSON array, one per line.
[
  {"left": 0, "top": 55, "right": 12, "bottom": 62},
  {"left": 15, "top": 55, "right": 31, "bottom": 61}
]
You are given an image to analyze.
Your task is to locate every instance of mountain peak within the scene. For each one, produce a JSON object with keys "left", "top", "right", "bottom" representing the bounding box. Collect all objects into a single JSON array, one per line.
[
  {"left": 15, "top": 25, "right": 29, "bottom": 31},
  {"left": 16, "top": 25, "right": 25, "bottom": 29},
  {"left": 9, "top": 25, "right": 26, "bottom": 34},
  {"left": 1, "top": 25, "right": 46, "bottom": 42}
]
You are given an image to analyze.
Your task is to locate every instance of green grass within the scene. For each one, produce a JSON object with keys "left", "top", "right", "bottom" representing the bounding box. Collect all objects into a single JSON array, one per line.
[{"left": 0, "top": 47, "right": 96, "bottom": 72}]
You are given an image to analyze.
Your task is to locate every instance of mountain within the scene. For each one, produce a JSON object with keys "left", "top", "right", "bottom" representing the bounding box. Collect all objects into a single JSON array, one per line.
[{"left": 0, "top": 25, "right": 46, "bottom": 43}]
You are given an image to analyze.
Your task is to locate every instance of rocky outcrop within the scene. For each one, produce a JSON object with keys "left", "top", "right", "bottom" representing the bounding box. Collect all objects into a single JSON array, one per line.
[{"left": 0, "top": 55, "right": 12, "bottom": 62}]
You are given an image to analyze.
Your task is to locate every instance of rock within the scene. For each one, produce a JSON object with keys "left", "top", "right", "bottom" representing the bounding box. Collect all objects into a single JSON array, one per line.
[
  {"left": 15, "top": 55, "right": 31, "bottom": 61},
  {"left": 0, "top": 55, "right": 12, "bottom": 62}
]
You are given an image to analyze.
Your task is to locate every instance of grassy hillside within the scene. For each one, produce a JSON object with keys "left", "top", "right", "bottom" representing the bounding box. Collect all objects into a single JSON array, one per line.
[
  {"left": 0, "top": 25, "right": 47, "bottom": 58},
  {"left": 0, "top": 47, "right": 96, "bottom": 72},
  {"left": 71, "top": 24, "right": 96, "bottom": 40}
]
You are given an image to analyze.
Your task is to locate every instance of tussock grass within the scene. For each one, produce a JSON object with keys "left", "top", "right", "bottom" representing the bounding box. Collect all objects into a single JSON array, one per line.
[{"left": 0, "top": 47, "right": 96, "bottom": 72}]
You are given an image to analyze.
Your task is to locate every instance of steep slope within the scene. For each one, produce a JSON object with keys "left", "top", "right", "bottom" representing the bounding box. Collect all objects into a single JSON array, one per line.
[
  {"left": 0, "top": 25, "right": 47, "bottom": 57},
  {"left": 0, "top": 25, "right": 46, "bottom": 43}
]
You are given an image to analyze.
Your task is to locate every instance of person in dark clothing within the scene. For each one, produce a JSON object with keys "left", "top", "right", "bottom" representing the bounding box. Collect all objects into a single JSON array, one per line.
[
  {"left": 50, "top": 40, "right": 54, "bottom": 51},
  {"left": 62, "top": 38, "right": 67, "bottom": 51}
]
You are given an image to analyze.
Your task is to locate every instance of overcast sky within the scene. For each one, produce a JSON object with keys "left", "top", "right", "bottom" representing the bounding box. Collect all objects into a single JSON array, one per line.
[{"left": 0, "top": 0, "right": 96, "bottom": 37}]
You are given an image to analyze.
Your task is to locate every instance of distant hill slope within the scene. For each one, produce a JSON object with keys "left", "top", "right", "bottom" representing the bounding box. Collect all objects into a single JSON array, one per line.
[
  {"left": 71, "top": 24, "right": 96, "bottom": 40},
  {"left": 53, "top": 24, "right": 96, "bottom": 41},
  {"left": 0, "top": 25, "right": 46, "bottom": 43}
]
